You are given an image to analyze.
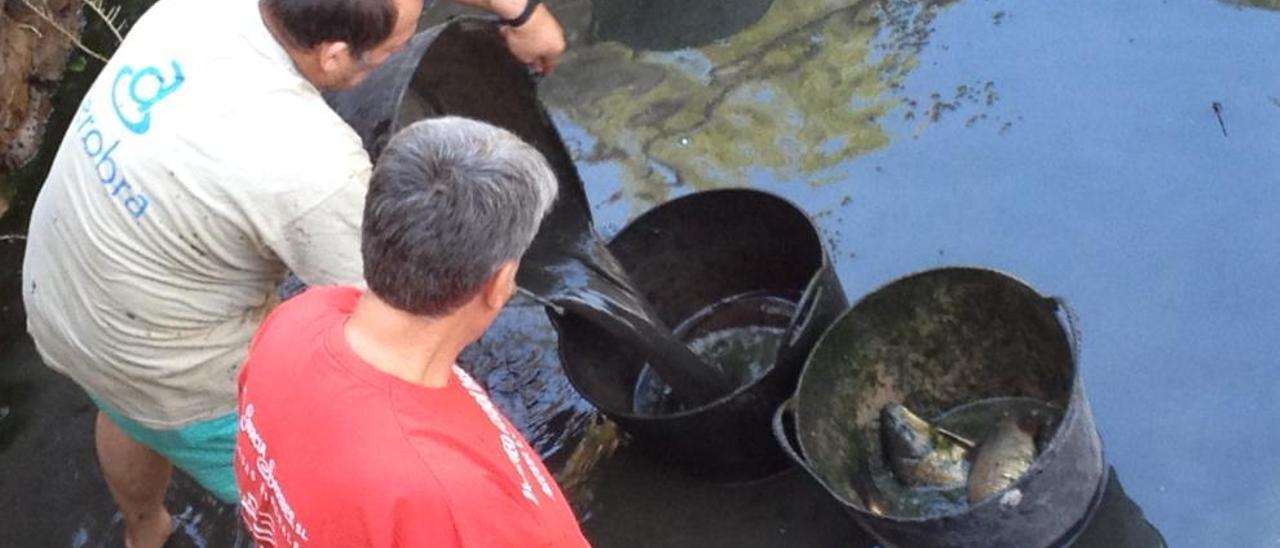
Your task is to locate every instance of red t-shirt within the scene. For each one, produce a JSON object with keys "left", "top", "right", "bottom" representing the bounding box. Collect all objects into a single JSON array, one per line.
[{"left": 235, "top": 286, "right": 590, "bottom": 547}]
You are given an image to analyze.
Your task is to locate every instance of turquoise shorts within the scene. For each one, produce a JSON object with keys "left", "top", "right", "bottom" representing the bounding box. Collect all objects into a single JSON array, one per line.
[{"left": 91, "top": 396, "right": 239, "bottom": 504}]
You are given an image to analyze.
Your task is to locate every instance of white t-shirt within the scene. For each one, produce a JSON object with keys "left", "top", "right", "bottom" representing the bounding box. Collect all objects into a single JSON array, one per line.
[{"left": 22, "top": 0, "right": 371, "bottom": 428}]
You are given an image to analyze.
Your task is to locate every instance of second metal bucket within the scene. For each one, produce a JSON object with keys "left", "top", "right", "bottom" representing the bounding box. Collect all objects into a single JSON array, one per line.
[
  {"left": 553, "top": 189, "right": 848, "bottom": 482},
  {"left": 774, "top": 267, "right": 1106, "bottom": 547}
]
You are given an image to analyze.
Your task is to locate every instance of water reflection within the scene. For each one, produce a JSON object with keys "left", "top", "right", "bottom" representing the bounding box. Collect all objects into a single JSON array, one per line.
[{"left": 539, "top": 0, "right": 960, "bottom": 203}]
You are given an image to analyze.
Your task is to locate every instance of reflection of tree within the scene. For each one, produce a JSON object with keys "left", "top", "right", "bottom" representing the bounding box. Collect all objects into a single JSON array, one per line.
[
  {"left": 542, "top": 0, "right": 957, "bottom": 202},
  {"left": 1220, "top": 0, "right": 1280, "bottom": 11}
]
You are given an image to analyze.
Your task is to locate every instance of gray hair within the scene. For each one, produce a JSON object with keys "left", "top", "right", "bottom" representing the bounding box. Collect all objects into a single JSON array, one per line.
[{"left": 361, "top": 116, "right": 558, "bottom": 316}]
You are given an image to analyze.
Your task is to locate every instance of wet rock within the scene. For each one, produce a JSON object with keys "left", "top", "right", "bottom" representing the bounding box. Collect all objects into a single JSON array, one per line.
[{"left": 1, "top": 0, "right": 84, "bottom": 171}]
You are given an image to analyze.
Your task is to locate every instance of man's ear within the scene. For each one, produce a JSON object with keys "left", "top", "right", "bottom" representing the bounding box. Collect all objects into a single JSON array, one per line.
[
  {"left": 484, "top": 260, "right": 520, "bottom": 310},
  {"left": 316, "top": 41, "right": 351, "bottom": 76}
]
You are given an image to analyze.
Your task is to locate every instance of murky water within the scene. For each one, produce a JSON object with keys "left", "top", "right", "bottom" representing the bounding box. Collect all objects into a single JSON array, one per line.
[
  {"left": 633, "top": 292, "right": 795, "bottom": 414},
  {"left": 553, "top": 289, "right": 733, "bottom": 407}
]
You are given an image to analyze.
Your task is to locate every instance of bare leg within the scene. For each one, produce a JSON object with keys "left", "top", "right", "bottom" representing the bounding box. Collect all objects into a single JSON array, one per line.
[{"left": 95, "top": 411, "right": 175, "bottom": 548}]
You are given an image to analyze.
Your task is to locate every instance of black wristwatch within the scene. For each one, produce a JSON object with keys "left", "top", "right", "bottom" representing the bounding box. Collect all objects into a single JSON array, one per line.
[{"left": 500, "top": 0, "right": 541, "bottom": 27}]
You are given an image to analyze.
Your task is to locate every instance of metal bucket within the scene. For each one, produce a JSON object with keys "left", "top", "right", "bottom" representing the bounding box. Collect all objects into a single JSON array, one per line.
[
  {"left": 773, "top": 267, "right": 1106, "bottom": 547},
  {"left": 553, "top": 189, "right": 848, "bottom": 482}
]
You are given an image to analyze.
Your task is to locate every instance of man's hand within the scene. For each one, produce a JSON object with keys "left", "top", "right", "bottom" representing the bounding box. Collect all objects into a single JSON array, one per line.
[
  {"left": 499, "top": 3, "right": 565, "bottom": 75},
  {"left": 447, "top": 0, "right": 567, "bottom": 75}
]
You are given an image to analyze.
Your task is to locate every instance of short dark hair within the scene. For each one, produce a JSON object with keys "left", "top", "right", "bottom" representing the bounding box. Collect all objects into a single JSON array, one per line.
[
  {"left": 260, "top": 0, "right": 398, "bottom": 56},
  {"left": 362, "top": 117, "right": 558, "bottom": 317}
]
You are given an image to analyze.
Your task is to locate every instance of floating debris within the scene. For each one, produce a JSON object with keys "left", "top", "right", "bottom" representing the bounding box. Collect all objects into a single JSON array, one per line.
[{"left": 1212, "top": 101, "right": 1228, "bottom": 137}]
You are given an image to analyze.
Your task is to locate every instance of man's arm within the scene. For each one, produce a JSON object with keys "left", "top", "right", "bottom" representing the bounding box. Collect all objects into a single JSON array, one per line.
[
  {"left": 445, "top": 0, "right": 566, "bottom": 74},
  {"left": 272, "top": 177, "right": 367, "bottom": 288},
  {"left": 258, "top": 135, "right": 370, "bottom": 290}
]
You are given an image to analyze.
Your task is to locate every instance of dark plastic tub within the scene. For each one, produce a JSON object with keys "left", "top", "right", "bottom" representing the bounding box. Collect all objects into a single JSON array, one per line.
[{"left": 553, "top": 189, "right": 848, "bottom": 482}]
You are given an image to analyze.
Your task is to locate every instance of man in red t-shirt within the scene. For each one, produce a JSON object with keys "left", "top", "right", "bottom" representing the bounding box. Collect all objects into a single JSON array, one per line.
[{"left": 235, "top": 117, "right": 589, "bottom": 547}]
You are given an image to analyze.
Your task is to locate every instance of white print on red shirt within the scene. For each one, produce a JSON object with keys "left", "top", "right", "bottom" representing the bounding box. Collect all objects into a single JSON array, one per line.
[
  {"left": 239, "top": 400, "right": 310, "bottom": 547},
  {"left": 237, "top": 367, "right": 557, "bottom": 547},
  {"left": 454, "top": 366, "right": 557, "bottom": 504}
]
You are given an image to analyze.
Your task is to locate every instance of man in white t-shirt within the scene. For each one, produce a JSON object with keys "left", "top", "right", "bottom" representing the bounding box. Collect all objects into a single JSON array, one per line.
[{"left": 21, "top": 0, "right": 565, "bottom": 546}]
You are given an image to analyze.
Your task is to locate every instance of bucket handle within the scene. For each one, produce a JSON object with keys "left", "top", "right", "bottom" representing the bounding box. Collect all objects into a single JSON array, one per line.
[
  {"left": 771, "top": 396, "right": 821, "bottom": 478},
  {"left": 774, "top": 396, "right": 893, "bottom": 517},
  {"left": 1051, "top": 296, "right": 1083, "bottom": 363},
  {"left": 787, "top": 285, "right": 823, "bottom": 348}
]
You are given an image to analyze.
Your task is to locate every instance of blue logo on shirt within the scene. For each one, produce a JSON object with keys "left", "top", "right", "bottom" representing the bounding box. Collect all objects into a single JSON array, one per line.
[
  {"left": 72, "top": 60, "right": 184, "bottom": 220},
  {"left": 111, "top": 61, "right": 186, "bottom": 135},
  {"left": 75, "top": 100, "right": 151, "bottom": 219}
]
